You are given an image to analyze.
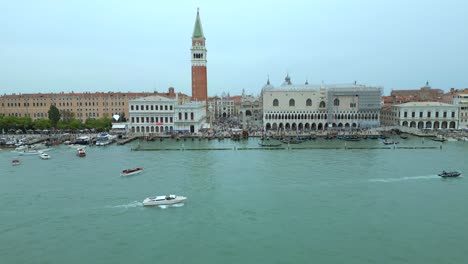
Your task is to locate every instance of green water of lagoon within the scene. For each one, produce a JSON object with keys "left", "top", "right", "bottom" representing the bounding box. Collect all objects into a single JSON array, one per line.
[{"left": 1, "top": 137, "right": 467, "bottom": 264}]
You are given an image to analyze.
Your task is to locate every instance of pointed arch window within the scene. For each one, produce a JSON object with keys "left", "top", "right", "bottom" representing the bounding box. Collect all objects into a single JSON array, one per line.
[
  {"left": 319, "top": 101, "right": 326, "bottom": 108},
  {"left": 289, "top": 99, "right": 295, "bottom": 107},
  {"left": 334, "top": 98, "right": 340, "bottom": 106},
  {"left": 306, "top": 99, "right": 312, "bottom": 106},
  {"left": 273, "top": 99, "right": 279, "bottom": 107}
]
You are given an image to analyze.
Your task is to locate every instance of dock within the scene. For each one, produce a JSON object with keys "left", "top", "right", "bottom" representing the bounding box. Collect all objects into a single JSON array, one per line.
[{"left": 117, "top": 136, "right": 140, "bottom": 145}]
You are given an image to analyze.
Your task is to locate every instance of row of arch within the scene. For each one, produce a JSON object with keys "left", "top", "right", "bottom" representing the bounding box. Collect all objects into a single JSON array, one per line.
[
  {"left": 401, "top": 121, "right": 457, "bottom": 129},
  {"left": 265, "top": 113, "right": 379, "bottom": 120},
  {"left": 265, "top": 122, "right": 359, "bottom": 131}
]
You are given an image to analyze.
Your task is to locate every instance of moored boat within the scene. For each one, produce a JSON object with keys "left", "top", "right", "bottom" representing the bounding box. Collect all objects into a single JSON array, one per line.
[
  {"left": 143, "top": 195, "right": 187, "bottom": 206},
  {"left": 438, "top": 171, "right": 462, "bottom": 178},
  {"left": 120, "top": 167, "right": 144, "bottom": 176},
  {"left": 258, "top": 142, "right": 282, "bottom": 147}
]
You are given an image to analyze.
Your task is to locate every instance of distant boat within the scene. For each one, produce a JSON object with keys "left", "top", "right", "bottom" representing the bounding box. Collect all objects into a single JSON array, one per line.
[
  {"left": 400, "top": 135, "right": 408, "bottom": 139},
  {"left": 39, "top": 153, "right": 51, "bottom": 160},
  {"left": 76, "top": 148, "right": 86, "bottom": 157},
  {"left": 432, "top": 136, "right": 447, "bottom": 142},
  {"left": 95, "top": 132, "right": 117, "bottom": 146},
  {"left": 281, "top": 139, "right": 304, "bottom": 144},
  {"left": 258, "top": 142, "right": 282, "bottom": 147},
  {"left": 74, "top": 136, "right": 91, "bottom": 145},
  {"left": 383, "top": 140, "right": 399, "bottom": 145},
  {"left": 143, "top": 194, "right": 187, "bottom": 206},
  {"left": 120, "top": 167, "right": 144, "bottom": 177},
  {"left": 11, "top": 157, "right": 21, "bottom": 166},
  {"left": 438, "top": 171, "right": 462, "bottom": 178}
]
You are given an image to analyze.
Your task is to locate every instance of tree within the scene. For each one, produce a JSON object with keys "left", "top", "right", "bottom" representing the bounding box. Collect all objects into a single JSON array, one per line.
[
  {"left": 60, "top": 110, "right": 75, "bottom": 123},
  {"left": 34, "top": 118, "right": 51, "bottom": 130},
  {"left": 48, "top": 105, "right": 61, "bottom": 128}
]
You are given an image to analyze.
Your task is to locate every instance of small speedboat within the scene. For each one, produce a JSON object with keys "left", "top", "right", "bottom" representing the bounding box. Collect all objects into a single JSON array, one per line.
[
  {"left": 120, "top": 167, "right": 144, "bottom": 176},
  {"left": 39, "top": 153, "right": 51, "bottom": 160},
  {"left": 143, "top": 195, "right": 187, "bottom": 206},
  {"left": 76, "top": 148, "right": 86, "bottom": 157},
  {"left": 11, "top": 157, "right": 21, "bottom": 166},
  {"left": 438, "top": 171, "right": 462, "bottom": 178}
]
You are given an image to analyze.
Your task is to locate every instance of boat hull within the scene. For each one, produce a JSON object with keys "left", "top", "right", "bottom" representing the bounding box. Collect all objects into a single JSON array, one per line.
[
  {"left": 120, "top": 169, "right": 144, "bottom": 177},
  {"left": 143, "top": 196, "right": 187, "bottom": 206}
]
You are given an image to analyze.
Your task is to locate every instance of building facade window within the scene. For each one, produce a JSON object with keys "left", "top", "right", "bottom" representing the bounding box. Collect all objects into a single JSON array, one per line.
[
  {"left": 289, "top": 99, "right": 295, "bottom": 107},
  {"left": 306, "top": 99, "right": 312, "bottom": 106},
  {"left": 334, "top": 98, "right": 340, "bottom": 106},
  {"left": 273, "top": 99, "right": 279, "bottom": 107}
]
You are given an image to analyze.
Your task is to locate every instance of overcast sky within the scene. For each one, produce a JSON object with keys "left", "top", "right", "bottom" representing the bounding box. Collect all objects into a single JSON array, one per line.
[{"left": 1, "top": 0, "right": 467, "bottom": 96}]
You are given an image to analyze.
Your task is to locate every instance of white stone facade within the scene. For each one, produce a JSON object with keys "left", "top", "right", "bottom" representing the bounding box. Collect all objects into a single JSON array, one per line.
[
  {"left": 129, "top": 96, "right": 176, "bottom": 134},
  {"left": 453, "top": 94, "right": 468, "bottom": 129},
  {"left": 129, "top": 95, "right": 207, "bottom": 134},
  {"left": 390, "top": 102, "right": 459, "bottom": 129},
  {"left": 262, "top": 76, "right": 382, "bottom": 131},
  {"left": 174, "top": 102, "right": 207, "bottom": 134}
]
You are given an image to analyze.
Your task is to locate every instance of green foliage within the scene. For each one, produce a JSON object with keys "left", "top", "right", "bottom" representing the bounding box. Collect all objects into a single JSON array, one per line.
[
  {"left": 85, "top": 117, "right": 112, "bottom": 132},
  {"left": 33, "top": 118, "right": 51, "bottom": 130},
  {"left": 69, "top": 119, "right": 83, "bottom": 130},
  {"left": 48, "top": 105, "right": 61, "bottom": 128},
  {"left": 0, "top": 116, "right": 33, "bottom": 132}
]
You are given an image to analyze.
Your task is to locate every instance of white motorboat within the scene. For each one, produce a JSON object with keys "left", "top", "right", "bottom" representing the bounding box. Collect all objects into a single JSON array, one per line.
[
  {"left": 95, "top": 132, "right": 117, "bottom": 146},
  {"left": 76, "top": 148, "right": 86, "bottom": 157},
  {"left": 143, "top": 195, "right": 187, "bottom": 206},
  {"left": 39, "top": 153, "right": 51, "bottom": 160},
  {"left": 120, "top": 167, "right": 144, "bottom": 176}
]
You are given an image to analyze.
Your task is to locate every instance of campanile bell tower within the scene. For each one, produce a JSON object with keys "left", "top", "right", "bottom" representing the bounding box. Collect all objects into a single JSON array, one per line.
[{"left": 191, "top": 8, "right": 208, "bottom": 106}]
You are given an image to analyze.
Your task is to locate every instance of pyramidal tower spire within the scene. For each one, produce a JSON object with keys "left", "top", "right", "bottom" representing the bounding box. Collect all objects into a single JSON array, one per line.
[
  {"left": 192, "top": 7, "right": 205, "bottom": 39},
  {"left": 191, "top": 7, "right": 208, "bottom": 110}
]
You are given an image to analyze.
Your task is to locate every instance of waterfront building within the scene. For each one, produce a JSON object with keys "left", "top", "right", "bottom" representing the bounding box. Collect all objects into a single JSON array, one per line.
[
  {"left": 388, "top": 102, "right": 458, "bottom": 129},
  {"left": 207, "top": 94, "right": 235, "bottom": 119},
  {"left": 262, "top": 75, "right": 382, "bottom": 131},
  {"left": 191, "top": 8, "right": 208, "bottom": 106},
  {"left": 129, "top": 96, "right": 176, "bottom": 134},
  {"left": 129, "top": 95, "right": 206, "bottom": 135},
  {"left": 453, "top": 93, "right": 468, "bottom": 129},
  {"left": 239, "top": 89, "right": 263, "bottom": 130},
  {"left": 174, "top": 101, "right": 207, "bottom": 134},
  {"left": 0, "top": 91, "right": 152, "bottom": 122}
]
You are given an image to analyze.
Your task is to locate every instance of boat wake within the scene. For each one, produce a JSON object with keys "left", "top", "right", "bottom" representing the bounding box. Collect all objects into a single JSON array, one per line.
[
  {"left": 157, "top": 203, "right": 185, "bottom": 209},
  {"left": 107, "top": 201, "right": 143, "bottom": 209},
  {"left": 369, "top": 175, "right": 440, "bottom": 183}
]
